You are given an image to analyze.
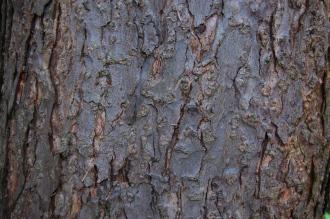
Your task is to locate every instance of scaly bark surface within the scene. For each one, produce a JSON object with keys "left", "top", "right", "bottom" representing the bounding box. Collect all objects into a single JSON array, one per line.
[{"left": 0, "top": 0, "right": 329, "bottom": 218}]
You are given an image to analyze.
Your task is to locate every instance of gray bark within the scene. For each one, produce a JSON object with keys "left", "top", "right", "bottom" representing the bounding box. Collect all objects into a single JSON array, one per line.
[{"left": 0, "top": 0, "right": 329, "bottom": 218}]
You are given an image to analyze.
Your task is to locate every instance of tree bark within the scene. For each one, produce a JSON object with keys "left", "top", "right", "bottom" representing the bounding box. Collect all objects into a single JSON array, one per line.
[{"left": 0, "top": 0, "right": 329, "bottom": 218}]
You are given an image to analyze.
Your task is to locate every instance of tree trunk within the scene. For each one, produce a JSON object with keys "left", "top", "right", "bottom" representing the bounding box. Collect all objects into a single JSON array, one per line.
[{"left": 0, "top": 0, "right": 329, "bottom": 218}]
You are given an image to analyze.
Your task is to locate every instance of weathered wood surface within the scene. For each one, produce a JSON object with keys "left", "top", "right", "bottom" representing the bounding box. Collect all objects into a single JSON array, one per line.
[{"left": 0, "top": 0, "right": 329, "bottom": 218}]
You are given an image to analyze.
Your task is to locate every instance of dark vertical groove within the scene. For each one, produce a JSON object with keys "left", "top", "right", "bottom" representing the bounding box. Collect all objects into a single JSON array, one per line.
[
  {"left": 321, "top": 47, "right": 330, "bottom": 213},
  {"left": 4, "top": 0, "right": 13, "bottom": 55},
  {"left": 22, "top": 14, "right": 37, "bottom": 81},
  {"left": 269, "top": 8, "right": 278, "bottom": 75},
  {"left": 163, "top": 84, "right": 192, "bottom": 177},
  {"left": 319, "top": 31, "right": 330, "bottom": 213},
  {"left": 323, "top": 47, "right": 330, "bottom": 139},
  {"left": 0, "top": 0, "right": 8, "bottom": 217},
  {"left": 0, "top": 0, "right": 7, "bottom": 104},
  {"left": 49, "top": 1, "right": 61, "bottom": 154},
  {"left": 321, "top": 156, "right": 330, "bottom": 213},
  {"left": 307, "top": 157, "right": 315, "bottom": 204},
  {"left": 256, "top": 132, "right": 269, "bottom": 198},
  {"left": 1, "top": 2, "right": 37, "bottom": 218},
  {"left": 49, "top": 2, "right": 62, "bottom": 217}
]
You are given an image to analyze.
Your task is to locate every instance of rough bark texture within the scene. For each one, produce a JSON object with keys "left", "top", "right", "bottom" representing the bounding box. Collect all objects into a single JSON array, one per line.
[{"left": 0, "top": 0, "right": 329, "bottom": 218}]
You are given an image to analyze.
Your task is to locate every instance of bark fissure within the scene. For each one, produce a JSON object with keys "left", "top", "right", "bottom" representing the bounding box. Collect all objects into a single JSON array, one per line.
[
  {"left": 307, "top": 157, "right": 315, "bottom": 205},
  {"left": 322, "top": 155, "right": 330, "bottom": 212},
  {"left": 256, "top": 132, "right": 269, "bottom": 198},
  {"left": 163, "top": 84, "right": 192, "bottom": 176},
  {"left": 0, "top": 0, "right": 329, "bottom": 218},
  {"left": 269, "top": 8, "right": 278, "bottom": 75},
  {"left": 202, "top": 179, "right": 210, "bottom": 219},
  {"left": 49, "top": 2, "right": 61, "bottom": 154}
]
